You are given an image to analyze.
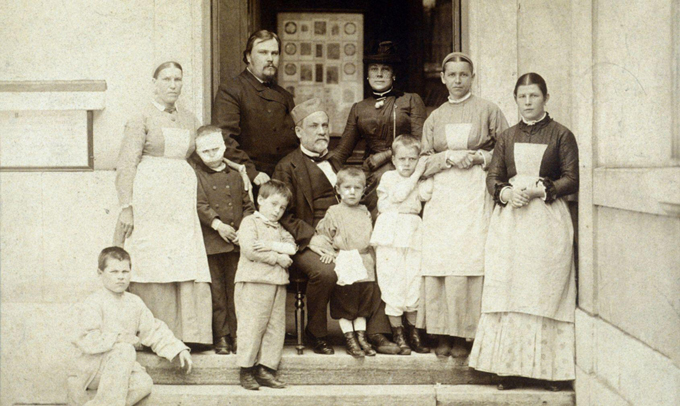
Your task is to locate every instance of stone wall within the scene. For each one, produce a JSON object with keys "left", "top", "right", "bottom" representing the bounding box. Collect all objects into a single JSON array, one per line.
[{"left": 0, "top": 1, "right": 210, "bottom": 404}]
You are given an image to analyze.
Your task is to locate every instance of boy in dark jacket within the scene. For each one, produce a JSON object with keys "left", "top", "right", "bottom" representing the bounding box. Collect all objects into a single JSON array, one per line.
[{"left": 194, "top": 125, "right": 255, "bottom": 354}]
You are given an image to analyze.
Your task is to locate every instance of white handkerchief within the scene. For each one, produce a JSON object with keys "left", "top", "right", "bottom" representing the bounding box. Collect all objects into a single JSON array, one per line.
[
  {"left": 334, "top": 249, "right": 368, "bottom": 286},
  {"left": 445, "top": 123, "right": 472, "bottom": 150},
  {"left": 161, "top": 127, "right": 190, "bottom": 159}
]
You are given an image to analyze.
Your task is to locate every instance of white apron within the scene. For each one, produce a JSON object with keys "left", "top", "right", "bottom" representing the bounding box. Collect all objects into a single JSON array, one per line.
[
  {"left": 421, "top": 123, "right": 493, "bottom": 276},
  {"left": 482, "top": 143, "right": 576, "bottom": 322},
  {"left": 127, "top": 128, "right": 211, "bottom": 283}
]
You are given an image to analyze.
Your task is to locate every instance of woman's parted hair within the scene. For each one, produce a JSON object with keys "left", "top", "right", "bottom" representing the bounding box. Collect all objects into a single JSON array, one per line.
[
  {"left": 98, "top": 246, "right": 131, "bottom": 271},
  {"left": 336, "top": 166, "right": 366, "bottom": 188},
  {"left": 243, "top": 30, "right": 281, "bottom": 65},
  {"left": 514, "top": 72, "right": 548, "bottom": 97},
  {"left": 153, "top": 61, "right": 183, "bottom": 79},
  {"left": 258, "top": 179, "right": 292, "bottom": 203},
  {"left": 392, "top": 134, "right": 422, "bottom": 155}
]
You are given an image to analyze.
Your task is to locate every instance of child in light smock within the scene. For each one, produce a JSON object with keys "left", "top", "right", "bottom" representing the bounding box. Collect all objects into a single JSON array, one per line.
[
  {"left": 68, "top": 247, "right": 192, "bottom": 406},
  {"left": 310, "top": 167, "right": 382, "bottom": 358},
  {"left": 370, "top": 135, "right": 433, "bottom": 355}
]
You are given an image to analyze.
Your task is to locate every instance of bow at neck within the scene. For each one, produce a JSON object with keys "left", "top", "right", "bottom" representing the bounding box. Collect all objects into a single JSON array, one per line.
[{"left": 300, "top": 145, "right": 329, "bottom": 162}]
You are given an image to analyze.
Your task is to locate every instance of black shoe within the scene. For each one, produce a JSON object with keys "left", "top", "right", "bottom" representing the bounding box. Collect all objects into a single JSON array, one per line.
[
  {"left": 355, "top": 331, "right": 376, "bottom": 356},
  {"left": 404, "top": 321, "right": 430, "bottom": 354},
  {"left": 214, "top": 336, "right": 230, "bottom": 355},
  {"left": 239, "top": 367, "right": 260, "bottom": 390},
  {"left": 343, "top": 331, "right": 365, "bottom": 358},
  {"left": 435, "top": 335, "right": 452, "bottom": 358},
  {"left": 368, "top": 333, "right": 401, "bottom": 355},
  {"left": 391, "top": 326, "right": 412, "bottom": 355},
  {"left": 228, "top": 335, "right": 237, "bottom": 354},
  {"left": 305, "top": 328, "right": 335, "bottom": 355},
  {"left": 255, "top": 365, "right": 286, "bottom": 388},
  {"left": 497, "top": 376, "right": 519, "bottom": 390}
]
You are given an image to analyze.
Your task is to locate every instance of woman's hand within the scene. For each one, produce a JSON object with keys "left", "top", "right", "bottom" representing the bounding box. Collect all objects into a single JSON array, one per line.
[
  {"left": 177, "top": 349, "right": 193, "bottom": 374},
  {"left": 309, "top": 245, "right": 335, "bottom": 262},
  {"left": 118, "top": 207, "right": 134, "bottom": 238},
  {"left": 253, "top": 240, "right": 272, "bottom": 252},
  {"left": 446, "top": 150, "right": 475, "bottom": 169},
  {"left": 471, "top": 150, "right": 485, "bottom": 166},
  {"left": 413, "top": 157, "right": 428, "bottom": 178},
  {"left": 524, "top": 183, "right": 546, "bottom": 200},
  {"left": 504, "top": 188, "right": 530, "bottom": 208}
]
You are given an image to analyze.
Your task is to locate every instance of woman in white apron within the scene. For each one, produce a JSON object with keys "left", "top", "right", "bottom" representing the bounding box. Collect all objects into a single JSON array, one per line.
[
  {"left": 468, "top": 73, "right": 579, "bottom": 391},
  {"left": 417, "top": 53, "right": 508, "bottom": 358},
  {"left": 115, "top": 61, "right": 212, "bottom": 345}
]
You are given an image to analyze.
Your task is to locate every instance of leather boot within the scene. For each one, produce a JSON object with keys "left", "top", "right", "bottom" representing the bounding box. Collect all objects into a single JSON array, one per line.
[
  {"left": 239, "top": 367, "right": 260, "bottom": 390},
  {"left": 404, "top": 321, "right": 430, "bottom": 353},
  {"left": 305, "top": 328, "right": 335, "bottom": 355},
  {"left": 368, "top": 333, "right": 401, "bottom": 355},
  {"left": 435, "top": 335, "right": 452, "bottom": 358},
  {"left": 213, "top": 336, "right": 230, "bottom": 355},
  {"left": 355, "top": 331, "right": 376, "bottom": 356},
  {"left": 229, "top": 334, "right": 237, "bottom": 354},
  {"left": 391, "top": 326, "right": 412, "bottom": 355},
  {"left": 450, "top": 337, "right": 470, "bottom": 358},
  {"left": 254, "top": 364, "right": 286, "bottom": 388},
  {"left": 344, "top": 331, "right": 365, "bottom": 358}
]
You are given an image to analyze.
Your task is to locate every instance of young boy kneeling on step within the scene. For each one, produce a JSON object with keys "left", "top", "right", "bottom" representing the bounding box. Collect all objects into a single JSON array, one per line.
[
  {"left": 235, "top": 180, "right": 297, "bottom": 390},
  {"left": 68, "top": 247, "right": 192, "bottom": 406}
]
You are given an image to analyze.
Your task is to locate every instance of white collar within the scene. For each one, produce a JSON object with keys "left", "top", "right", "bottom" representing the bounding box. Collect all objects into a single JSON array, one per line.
[
  {"left": 247, "top": 67, "right": 266, "bottom": 84},
  {"left": 253, "top": 211, "right": 279, "bottom": 227},
  {"left": 521, "top": 112, "right": 547, "bottom": 126},
  {"left": 151, "top": 98, "right": 174, "bottom": 112},
  {"left": 372, "top": 87, "right": 393, "bottom": 98},
  {"left": 300, "top": 145, "right": 328, "bottom": 158},
  {"left": 448, "top": 92, "right": 472, "bottom": 104}
]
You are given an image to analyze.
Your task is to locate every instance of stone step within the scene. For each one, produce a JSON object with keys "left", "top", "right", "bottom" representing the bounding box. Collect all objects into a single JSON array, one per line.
[
  {"left": 137, "top": 384, "right": 575, "bottom": 406},
  {"left": 138, "top": 346, "right": 492, "bottom": 386}
]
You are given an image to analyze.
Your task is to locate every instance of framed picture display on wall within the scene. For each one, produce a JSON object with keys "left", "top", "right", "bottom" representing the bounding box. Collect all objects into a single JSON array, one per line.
[{"left": 278, "top": 12, "right": 363, "bottom": 137}]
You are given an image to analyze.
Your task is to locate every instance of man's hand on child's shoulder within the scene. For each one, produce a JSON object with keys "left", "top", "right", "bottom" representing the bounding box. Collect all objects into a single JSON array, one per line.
[{"left": 177, "top": 349, "right": 192, "bottom": 374}]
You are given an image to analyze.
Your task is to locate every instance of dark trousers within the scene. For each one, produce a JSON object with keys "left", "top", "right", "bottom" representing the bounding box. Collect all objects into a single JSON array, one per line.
[
  {"left": 208, "top": 252, "right": 239, "bottom": 339},
  {"left": 292, "top": 248, "right": 391, "bottom": 337}
]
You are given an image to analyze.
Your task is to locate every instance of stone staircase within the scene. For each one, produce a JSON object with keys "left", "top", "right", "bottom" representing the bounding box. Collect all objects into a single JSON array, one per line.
[{"left": 136, "top": 346, "right": 575, "bottom": 405}]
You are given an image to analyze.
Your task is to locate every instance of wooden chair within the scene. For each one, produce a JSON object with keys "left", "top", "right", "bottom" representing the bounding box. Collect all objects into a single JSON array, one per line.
[{"left": 288, "top": 267, "right": 308, "bottom": 355}]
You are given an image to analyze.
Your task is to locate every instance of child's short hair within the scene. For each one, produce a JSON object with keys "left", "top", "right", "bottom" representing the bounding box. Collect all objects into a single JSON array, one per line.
[
  {"left": 196, "top": 125, "right": 223, "bottom": 141},
  {"left": 336, "top": 166, "right": 366, "bottom": 187},
  {"left": 98, "top": 246, "right": 131, "bottom": 271},
  {"left": 258, "top": 179, "right": 293, "bottom": 203},
  {"left": 392, "top": 134, "right": 422, "bottom": 155}
]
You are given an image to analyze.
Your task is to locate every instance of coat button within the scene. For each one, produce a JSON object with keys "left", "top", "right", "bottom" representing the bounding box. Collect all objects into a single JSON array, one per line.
[
  {"left": 230, "top": 222, "right": 235, "bottom": 226},
  {"left": 268, "top": 109, "right": 272, "bottom": 113},
  {"left": 228, "top": 203, "right": 232, "bottom": 206},
  {"left": 215, "top": 204, "right": 220, "bottom": 208},
  {"left": 226, "top": 185, "right": 230, "bottom": 189},
  {"left": 171, "top": 117, "right": 176, "bottom": 122},
  {"left": 212, "top": 186, "right": 217, "bottom": 190}
]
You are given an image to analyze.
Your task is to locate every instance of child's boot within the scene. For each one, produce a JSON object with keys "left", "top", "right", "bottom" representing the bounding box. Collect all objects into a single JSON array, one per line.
[
  {"left": 355, "top": 331, "right": 376, "bottom": 356},
  {"left": 405, "top": 321, "right": 430, "bottom": 353},
  {"left": 255, "top": 364, "right": 286, "bottom": 389},
  {"left": 391, "top": 326, "right": 412, "bottom": 355},
  {"left": 239, "top": 367, "right": 260, "bottom": 390},
  {"left": 344, "top": 331, "right": 365, "bottom": 358}
]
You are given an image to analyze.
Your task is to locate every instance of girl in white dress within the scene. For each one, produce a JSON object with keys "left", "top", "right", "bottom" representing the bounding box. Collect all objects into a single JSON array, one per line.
[{"left": 371, "top": 135, "right": 432, "bottom": 354}]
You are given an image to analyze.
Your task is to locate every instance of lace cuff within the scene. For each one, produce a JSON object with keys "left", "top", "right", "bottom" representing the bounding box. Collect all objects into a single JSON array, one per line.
[
  {"left": 540, "top": 178, "right": 558, "bottom": 203},
  {"left": 493, "top": 182, "right": 512, "bottom": 206}
]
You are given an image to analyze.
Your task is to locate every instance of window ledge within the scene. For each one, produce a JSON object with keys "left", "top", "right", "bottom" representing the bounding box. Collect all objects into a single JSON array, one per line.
[{"left": 0, "top": 80, "right": 106, "bottom": 111}]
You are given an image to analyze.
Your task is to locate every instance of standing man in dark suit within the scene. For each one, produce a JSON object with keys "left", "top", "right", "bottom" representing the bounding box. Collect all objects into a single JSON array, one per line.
[
  {"left": 273, "top": 98, "right": 400, "bottom": 355},
  {"left": 212, "top": 30, "right": 299, "bottom": 188}
]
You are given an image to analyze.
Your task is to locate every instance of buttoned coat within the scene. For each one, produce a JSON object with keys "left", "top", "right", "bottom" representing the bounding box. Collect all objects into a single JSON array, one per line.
[
  {"left": 194, "top": 160, "right": 255, "bottom": 255},
  {"left": 212, "top": 70, "right": 299, "bottom": 180},
  {"left": 272, "top": 148, "right": 342, "bottom": 250}
]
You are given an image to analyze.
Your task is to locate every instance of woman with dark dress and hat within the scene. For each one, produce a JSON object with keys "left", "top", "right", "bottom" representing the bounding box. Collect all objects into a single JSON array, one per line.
[{"left": 334, "top": 41, "right": 426, "bottom": 220}]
